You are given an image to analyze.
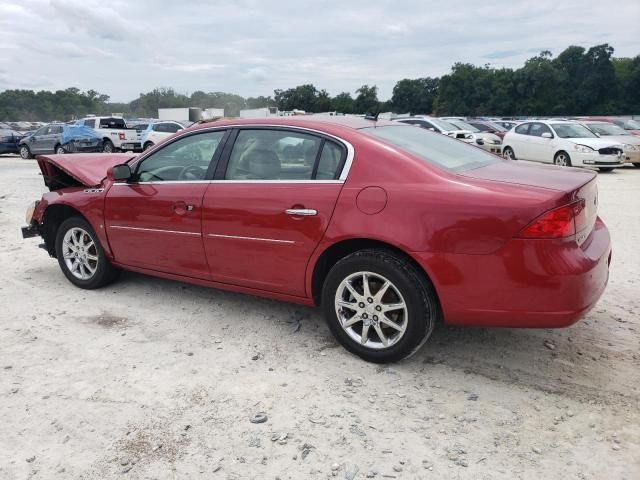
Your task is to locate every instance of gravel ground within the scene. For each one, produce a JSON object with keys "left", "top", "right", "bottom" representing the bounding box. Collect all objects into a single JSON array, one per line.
[{"left": 0, "top": 155, "right": 638, "bottom": 480}]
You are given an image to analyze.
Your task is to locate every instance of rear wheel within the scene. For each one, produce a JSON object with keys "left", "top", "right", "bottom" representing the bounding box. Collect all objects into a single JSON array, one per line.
[
  {"left": 55, "top": 145, "right": 65, "bottom": 154},
  {"left": 554, "top": 151, "right": 572, "bottom": 167},
  {"left": 55, "top": 217, "right": 120, "bottom": 289},
  {"left": 503, "top": 146, "right": 516, "bottom": 160},
  {"left": 19, "top": 145, "right": 32, "bottom": 159},
  {"left": 322, "top": 249, "right": 438, "bottom": 363},
  {"left": 102, "top": 140, "right": 115, "bottom": 153},
  {"left": 144, "top": 141, "right": 154, "bottom": 151},
  {"left": 633, "top": 163, "right": 640, "bottom": 168}
]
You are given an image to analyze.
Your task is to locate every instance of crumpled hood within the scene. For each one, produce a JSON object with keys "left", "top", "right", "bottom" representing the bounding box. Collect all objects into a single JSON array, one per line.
[
  {"left": 565, "top": 137, "right": 624, "bottom": 150},
  {"left": 36, "top": 153, "right": 137, "bottom": 187}
]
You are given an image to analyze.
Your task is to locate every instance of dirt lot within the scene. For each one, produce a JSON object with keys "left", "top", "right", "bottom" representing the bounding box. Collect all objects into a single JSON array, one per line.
[{"left": 0, "top": 155, "right": 638, "bottom": 480}]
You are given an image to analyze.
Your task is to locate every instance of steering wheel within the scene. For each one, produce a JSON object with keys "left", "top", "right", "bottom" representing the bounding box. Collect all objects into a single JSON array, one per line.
[{"left": 179, "top": 165, "right": 206, "bottom": 180}]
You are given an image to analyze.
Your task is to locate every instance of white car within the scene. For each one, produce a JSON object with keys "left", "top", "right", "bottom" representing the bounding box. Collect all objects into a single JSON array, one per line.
[
  {"left": 441, "top": 118, "right": 503, "bottom": 155},
  {"left": 140, "top": 121, "right": 187, "bottom": 150},
  {"left": 502, "top": 120, "right": 625, "bottom": 171},
  {"left": 394, "top": 116, "right": 475, "bottom": 144}
]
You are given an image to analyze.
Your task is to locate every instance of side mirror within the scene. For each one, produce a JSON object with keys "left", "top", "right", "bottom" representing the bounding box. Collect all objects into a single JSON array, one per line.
[
  {"left": 108, "top": 164, "right": 131, "bottom": 182},
  {"left": 541, "top": 132, "right": 553, "bottom": 139}
]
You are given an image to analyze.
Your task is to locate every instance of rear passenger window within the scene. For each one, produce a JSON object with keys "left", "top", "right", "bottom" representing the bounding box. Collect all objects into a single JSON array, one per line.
[
  {"left": 316, "top": 141, "right": 344, "bottom": 180},
  {"left": 225, "top": 130, "right": 322, "bottom": 180}
]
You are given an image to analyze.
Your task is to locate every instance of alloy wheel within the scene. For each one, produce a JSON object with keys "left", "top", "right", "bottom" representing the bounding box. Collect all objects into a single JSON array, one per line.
[
  {"left": 334, "top": 271, "right": 408, "bottom": 349},
  {"left": 555, "top": 154, "right": 568, "bottom": 166},
  {"left": 62, "top": 227, "right": 98, "bottom": 280}
]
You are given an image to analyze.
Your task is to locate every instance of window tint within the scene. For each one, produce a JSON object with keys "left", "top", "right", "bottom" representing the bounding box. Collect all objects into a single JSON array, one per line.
[
  {"left": 225, "top": 129, "right": 322, "bottom": 180},
  {"left": 514, "top": 123, "right": 530, "bottom": 135},
  {"left": 316, "top": 141, "right": 345, "bottom": 180},
  {"left": 156, "top": 123, "right": 182, "bottom": 133},
  {"left": 84, "top": 119, "right": 96, "bottom": 128},
  {"left": 135, "top": 131, "right": 225, "bottom": 182},
  {"left": 528, "top": 123, "right": 552, "bottom": 137},
  {"left": 362, "top": 125, "right": 499, "bottom": 172}
]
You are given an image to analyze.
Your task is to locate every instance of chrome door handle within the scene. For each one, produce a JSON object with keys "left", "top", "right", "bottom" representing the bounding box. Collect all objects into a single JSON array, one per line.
[{"left": 285, "top": 208, "right": 317, "bottom": 216}]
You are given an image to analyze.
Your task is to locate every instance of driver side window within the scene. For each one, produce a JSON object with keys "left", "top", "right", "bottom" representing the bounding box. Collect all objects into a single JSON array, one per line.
[{"left": 135, "top": 131, "right": 225, "bottom": 182}]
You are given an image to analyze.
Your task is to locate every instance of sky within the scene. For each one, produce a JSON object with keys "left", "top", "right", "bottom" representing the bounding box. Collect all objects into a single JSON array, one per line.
[{"left": 0, "top": 0, "right": 638, "bottom": 102}]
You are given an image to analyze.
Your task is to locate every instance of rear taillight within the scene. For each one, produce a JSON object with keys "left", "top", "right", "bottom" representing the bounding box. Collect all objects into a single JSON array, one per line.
[
  {"left": 119, "top": 133, "right": 125, "bottom": 140},
  {"left": 517, "top": 201, "right": 585, "bottom": 239}
]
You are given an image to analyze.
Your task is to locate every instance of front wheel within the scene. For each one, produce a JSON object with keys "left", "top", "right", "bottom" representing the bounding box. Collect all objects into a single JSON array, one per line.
[
  {"left": 102, "top": 140, "right": 115, "bottom": 153},
  {"left": 20, "top": 145, "right": 32, "bottom": 159},
  {"left": 143, "top": 142, "right": 154, "bottom": 151},
  {"left": 55, "top": 217, "right": 120, "bottom": 289},
  {"left": 633, "top": 163, "right": 640, "bottom": 168},
  {"left": 554, "top": 151, "right": 572, "bottom": 167},
  {"left": 503, "top": 147, "right": 516, "bottom": 160},
  {"left": 598, "top": 167, "right": 615, "bottom": 173},
  {"left": 322, "top": 249, "right": 438, "bottom": 363},
  {"left": 55, "top": 145, "right": 65, "bottom": 154}
]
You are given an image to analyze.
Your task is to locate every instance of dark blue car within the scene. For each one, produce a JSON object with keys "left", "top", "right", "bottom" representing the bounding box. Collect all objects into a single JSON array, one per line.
[{"left": 0, "top": 129, "right": 25, "bottom": 155}]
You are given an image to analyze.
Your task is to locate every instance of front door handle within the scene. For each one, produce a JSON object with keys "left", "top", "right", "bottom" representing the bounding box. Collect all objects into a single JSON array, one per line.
[
  {"left": 285, "top": 208, "right": 317, "bottom": 216},
  {"left": 172, "top": 202, "right": 195, "bottom": 214}
]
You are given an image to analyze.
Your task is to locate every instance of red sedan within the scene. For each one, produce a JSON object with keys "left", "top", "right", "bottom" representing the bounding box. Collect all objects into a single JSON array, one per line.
[{"left": 22, "top": 117, "right": 611, "bottom": 363}]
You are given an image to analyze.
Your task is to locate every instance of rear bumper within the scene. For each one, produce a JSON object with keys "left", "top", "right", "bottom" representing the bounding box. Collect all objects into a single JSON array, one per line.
[{"left": 412, "top": 217, "right": 611, "bottom": 328}]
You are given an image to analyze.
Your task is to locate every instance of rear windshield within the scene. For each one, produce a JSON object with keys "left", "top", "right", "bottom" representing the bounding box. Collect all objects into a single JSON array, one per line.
[
  {"left": 361, "top": 125, "right": 500, "bottom": 172},
  {"left": 98, "top": 117, "right": 127, "bottom": 129}
]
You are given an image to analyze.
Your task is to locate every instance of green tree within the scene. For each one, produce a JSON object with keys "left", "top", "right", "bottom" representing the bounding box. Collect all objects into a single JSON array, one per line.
[
  {"left": 354, "top": 85, "right": 379, "bottom": 114},
  {"left": 331, "top": 92, "right": 354, "bottom": 113},
  {"left": 274, "top": 84, "right": 319, "bottom": 112},
  {"left": 391, "top": 77, "right": 438, "bottom": 114}
]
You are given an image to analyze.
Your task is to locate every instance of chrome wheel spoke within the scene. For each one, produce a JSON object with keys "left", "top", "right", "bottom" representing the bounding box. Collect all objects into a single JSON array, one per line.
[
  {"left": 380, "top": 315, "right": 403, "bottom": 332},
  {"left": 343, "top": 316, "right": 361, "bottom": 328},
  {"left": 85, "top": 253, "right": 98, "bottom": 261},
  {"left": 63, "top": 227, "right": 98, "bottom": 281},
  {"left": 374, "top": 281, "right": 390, "bottom": 302},
  {"left": 381, "top": 302, "right": 404, "bottom": 312},
  {"left": 374, "top": 324, "right": 389, "bottom": 347},
  {"left": 362, "top": 273, "right": 372, "bottom": 298},
  {"left": 345, "top": 282, "right": 363, "bottom": 302},
  {"left": 337, "top": 299, "right": 358, "bottom": 311},
  {"left": 360, "top": 324, "right": 370, "bottom": 345}
]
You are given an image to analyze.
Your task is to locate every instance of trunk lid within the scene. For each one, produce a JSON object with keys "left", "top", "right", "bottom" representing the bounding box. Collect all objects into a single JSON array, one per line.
[
  {"left": 460, "top": 159, "right": 596, "bottom": 192},
  {"left": 460, "top": 159, "right": 599, "bottom": 243},
  {"left": 36, "top": 153, "right": 136, "bottom": 189}
]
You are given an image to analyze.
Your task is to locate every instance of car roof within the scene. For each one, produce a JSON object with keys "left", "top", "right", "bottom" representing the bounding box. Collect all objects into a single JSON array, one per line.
[{"left": 191, "top": 115, "right": 400, "bottom": 132}]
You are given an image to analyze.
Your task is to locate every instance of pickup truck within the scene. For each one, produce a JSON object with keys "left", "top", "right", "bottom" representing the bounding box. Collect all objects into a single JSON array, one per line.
[{"left": 77, "top": 117, "right": 141, "bottom": 153}]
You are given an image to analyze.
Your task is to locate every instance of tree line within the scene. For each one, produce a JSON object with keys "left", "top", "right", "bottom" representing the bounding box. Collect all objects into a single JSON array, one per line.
[{"left": 1, "top": 44, "right": 638, "bottom": 121}]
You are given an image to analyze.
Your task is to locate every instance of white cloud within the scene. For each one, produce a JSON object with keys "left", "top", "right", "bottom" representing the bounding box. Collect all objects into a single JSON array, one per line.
[{"left": 0, "top": 0, "right": 637, "bottom": 101}]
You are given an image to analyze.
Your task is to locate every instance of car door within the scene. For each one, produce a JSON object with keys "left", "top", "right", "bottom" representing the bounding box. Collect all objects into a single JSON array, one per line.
[
  {"left": 28, "top": 126, "right": 49, "bottom": 153},
  {"left": 201, "top": 127, "right": 348, "bottom": 296},
  {"left": 509, "top": 123, "right": 532, "bottom": 160},
  {"left": 526, "top": 122, "right": 555, "bottom": 163},
  {"left": 104, "top": 129, "right": 228, "bottom": 279},
  {"left": 46, "top": 125, "right": 63, "bottom": 152}
]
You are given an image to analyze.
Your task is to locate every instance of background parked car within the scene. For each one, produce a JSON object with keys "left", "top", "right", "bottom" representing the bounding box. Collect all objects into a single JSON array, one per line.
[
  {"left": 394, "top": 116, "right": 475, "bottom": 144},
  {"left": 19, "top": 123, "right": 102, "bottom": 158},
  {"left": 0, "top": 129, "right": 25, "bottom": 154},
  {"left": 580, "top": 121, "right": 640, "bottom": 167},
  {"left": 502, "top": 120, "right": 625, "bottom": 171},
  {"left": 466, "top": 119, "right": 509, "bottom": 139},
  {"left": 582, "top": 117, "right": 640, "bottom": 136},
  {"left": 442, "top": 118, "right": 503, "bottom": 154},
  {"left": 140, "top": 120, "right": 187, "bottom": 150},
  {"left": 77, "top": 116, "right": 141, "bottom": 152}
]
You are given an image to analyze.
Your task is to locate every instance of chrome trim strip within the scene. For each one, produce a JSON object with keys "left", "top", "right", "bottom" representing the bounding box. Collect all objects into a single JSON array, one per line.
[
  {"left": 206, "top": 233, "right": 296, "bottom": 245},
  {"left": 109, "top": 225, "right": 201, "bottom": 236},
  {"left": 285, "top": 208, "right": 317, "bottom": 216},
  {"left": 129, "top": 123, "right": 355, "bottom": 181},
  {"left": 113, "top": 180, "right": 344, "bottom": 186}
]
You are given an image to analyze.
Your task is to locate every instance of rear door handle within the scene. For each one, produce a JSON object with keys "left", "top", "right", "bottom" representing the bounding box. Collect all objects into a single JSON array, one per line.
[{"left": 285, "top": 208, "right": 317, "bottom": 216}]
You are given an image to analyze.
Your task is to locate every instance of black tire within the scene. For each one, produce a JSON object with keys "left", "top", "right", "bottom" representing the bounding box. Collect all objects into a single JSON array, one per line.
[
  {"left": 633, "top": 163, "right": 640, "bottom": 168},
  {"left": 554, "top": 151, "right": 572, "bottom": 167},
  {"left": 19, "top": 145, "right": 32, "bottom": 159},
  {"left": 321, "top": 249, "right": 438, "bottom": 363},
  {"left": 143, "top": 141, "right": 154, "bottom": 151},
  {"left": 55, "top": 144, "right": 65, "bottom": 154},
  {"left": 55, "top": 216, "right": 120, "bottom": 289},
  {"left": 503, "top": 146, "right": 516, "bottom": 160},
  {"left": 102, "top": 140, "right": 115, "bottom": 153},
  {"left": 598, "top": 167, "right": 614, "bottom": 173}
]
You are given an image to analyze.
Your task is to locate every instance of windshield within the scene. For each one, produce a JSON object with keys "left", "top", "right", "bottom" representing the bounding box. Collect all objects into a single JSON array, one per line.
[
  {"left": 486, "top": 121, "right": 507, "bottom": 132},
  {"left": 423, "top": 118, "right": 459, "bottom": 131},
  {"left": 446, "top": 120, "right": 480, "bottom": 132},
  {"left": 361, "top": 125, "right": 499, "bottom": 172},
  {"left": 587, "top": 123, "right": 629, "bottom": 136},
  {"left": 551, "top": 123, "right": 598, "bottom": 139}
]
